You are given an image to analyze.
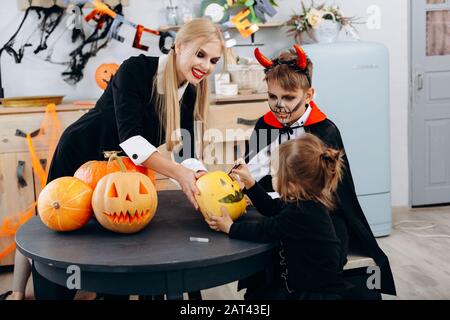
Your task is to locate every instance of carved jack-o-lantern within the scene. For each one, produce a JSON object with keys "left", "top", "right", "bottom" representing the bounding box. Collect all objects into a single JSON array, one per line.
[
  {"left": 194, "top": 171, "right": 247, "bottom": 221},
  {"left": 95, "top": 63, "right": 119, "bottom": 90},
  {"left": 92, "top": 156, "right": 158, "bottom": 233}
]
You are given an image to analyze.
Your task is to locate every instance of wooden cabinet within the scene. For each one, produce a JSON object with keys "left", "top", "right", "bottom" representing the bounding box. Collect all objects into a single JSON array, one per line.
[
  {"left": 204, "top": 95, "right": 269, "bottom": 172},
  {"left": 0, "top": 152, "right": 37, "bottom": 266},
  {"left": 0, "top": 104, "right": 89, "bottom": 266}
]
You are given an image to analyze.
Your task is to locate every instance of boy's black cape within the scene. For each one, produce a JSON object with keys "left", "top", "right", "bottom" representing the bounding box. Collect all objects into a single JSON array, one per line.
[{"left": 244, "top": 101, "right": 396, "bottom": 295}]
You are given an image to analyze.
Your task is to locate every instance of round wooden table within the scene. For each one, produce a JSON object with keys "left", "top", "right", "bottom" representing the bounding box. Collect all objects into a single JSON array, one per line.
[{"left": 16, "top": 190, "right": 276, "bottom": 299}]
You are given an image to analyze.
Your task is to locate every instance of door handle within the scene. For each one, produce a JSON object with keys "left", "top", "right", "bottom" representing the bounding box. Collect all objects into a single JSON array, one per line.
[
  {"left": 237, "top": 117, "right": 258, "bottom": 126},
  {"left": 17, "top": 160, "right": 27, "bottom": 188},
  {"left": 417, "top": 73, "right": 423, "bottom": 91}
]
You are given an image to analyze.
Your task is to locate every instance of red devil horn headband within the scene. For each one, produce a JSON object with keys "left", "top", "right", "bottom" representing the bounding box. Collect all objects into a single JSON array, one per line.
[
  {"left": 254, "top": 48, "right": 273, "bottom": 69},
  {"left": 254, "top": 45, "right": 308, "bottom": 71},
  {"left": 253, "top": 45, "right": 311, "bottom": 86},
  {"left": 293, "top": 44, "right": 307, "bottom": 70}
]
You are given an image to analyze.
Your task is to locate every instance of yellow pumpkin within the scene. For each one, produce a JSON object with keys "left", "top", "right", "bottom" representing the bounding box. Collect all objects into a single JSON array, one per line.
[
  {"left": 195, "top": 171, "right": 247, "bottom": 221},
  {"left": 38, "top": 177, "right": 93, "bottom": 232},
  {"left": 92, "top": 156, "right": 158, "bottom": 233}
]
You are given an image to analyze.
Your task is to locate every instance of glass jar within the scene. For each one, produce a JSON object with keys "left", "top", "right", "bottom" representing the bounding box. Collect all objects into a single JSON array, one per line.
[
  {"left": 166, "top": 6, "right": 179, "bottom": 25},
  {"left": 179, "top": 0, "right": 194, "bottom": 24}
]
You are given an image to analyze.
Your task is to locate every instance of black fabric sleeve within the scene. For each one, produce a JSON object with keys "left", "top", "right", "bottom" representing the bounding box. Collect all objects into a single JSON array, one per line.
[
  {"left": 245, "top": 182, "right": 284, "bottom": 217},
  {"left": 229, "top": 209, "right": 290, "bottom": 243},
  {"left": 229, "top": 207, "right": 308, "bottom": 243},
  {"left": 111, "top": 58, "right": 149, "bottom": 143}
]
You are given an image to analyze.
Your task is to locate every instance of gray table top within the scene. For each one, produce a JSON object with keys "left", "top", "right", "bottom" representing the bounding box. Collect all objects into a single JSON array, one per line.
[{"left": 16, "top": 190, "right": 276, "bottom": 273}]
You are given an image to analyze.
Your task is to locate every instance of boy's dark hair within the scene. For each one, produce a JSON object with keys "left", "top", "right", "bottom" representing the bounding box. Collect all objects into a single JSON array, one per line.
[{"left": 265, "top": 48, "right": 313, "bottom": 91}]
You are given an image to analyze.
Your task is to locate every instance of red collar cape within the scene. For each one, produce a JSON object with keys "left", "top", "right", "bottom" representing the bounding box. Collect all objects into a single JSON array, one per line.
[{"left": 263, "top": 101, "right": 327, "bottom": 129}]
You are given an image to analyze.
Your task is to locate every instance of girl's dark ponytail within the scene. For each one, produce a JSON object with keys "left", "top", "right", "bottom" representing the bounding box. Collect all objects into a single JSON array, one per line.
[{"left": 320, "top": 148, "right": 345, "bottom": 195}]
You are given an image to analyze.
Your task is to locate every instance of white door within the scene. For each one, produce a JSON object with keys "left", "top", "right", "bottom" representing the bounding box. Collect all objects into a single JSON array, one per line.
[{"left": 411, "top": 0, "right": 450, "bottom": 206}]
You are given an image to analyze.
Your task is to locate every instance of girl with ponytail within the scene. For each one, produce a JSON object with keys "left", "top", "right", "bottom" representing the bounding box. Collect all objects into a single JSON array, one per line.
[{"left": 207, "top": 134, "right": 349, "bottom": 299}]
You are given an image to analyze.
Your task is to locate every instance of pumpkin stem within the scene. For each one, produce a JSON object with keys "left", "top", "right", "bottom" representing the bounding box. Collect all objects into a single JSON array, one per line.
[
  {"left": 52, "top": 202, "right": 60, "bottom": 210},
  {"left": 103, "top": 150, "right": 122, "bottom": 159},
  {"left": 105, "top": 151, "right": 127, "bottom": 173}
]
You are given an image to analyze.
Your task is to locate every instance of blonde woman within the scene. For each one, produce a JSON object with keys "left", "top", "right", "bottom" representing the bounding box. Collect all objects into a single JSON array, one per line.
[{"left": 13, "top": 18, "right": 226, "bottom": 300}]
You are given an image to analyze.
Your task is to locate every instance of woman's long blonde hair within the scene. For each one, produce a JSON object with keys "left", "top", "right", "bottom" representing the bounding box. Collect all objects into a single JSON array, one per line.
[{"left": 153, "top": 18, "right": 226, "bottom": 151}]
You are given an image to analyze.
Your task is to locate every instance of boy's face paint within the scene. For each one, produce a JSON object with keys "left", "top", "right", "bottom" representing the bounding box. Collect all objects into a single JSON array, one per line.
[{"left": 267, "top": 82, "right": 314, "bottom": 126}]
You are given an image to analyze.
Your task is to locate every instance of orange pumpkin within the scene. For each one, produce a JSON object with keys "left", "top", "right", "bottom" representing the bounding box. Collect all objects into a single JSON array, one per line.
[
  {"left": 38, "top": 177, "right": 93, "bottom": 232},
  {"left": 92, "top": 155, "right": 158, "bottom": 234},
  {"left": 95, "top": 63, "right": 119, "bottom": 90},
  {"left": 74, "top": 151, "right": 156, "bottom": 190}
]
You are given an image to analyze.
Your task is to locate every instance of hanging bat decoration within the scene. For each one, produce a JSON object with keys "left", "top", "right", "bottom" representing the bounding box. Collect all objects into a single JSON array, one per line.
[
  {"left": 34, "top": 5, "right": 65, "bottom": 54},
  {"left": 62, "top": 3, "right": 123, "bottom": 85},
  {"left": 2, "top": 0, "right": 276, "bottom": 87}
]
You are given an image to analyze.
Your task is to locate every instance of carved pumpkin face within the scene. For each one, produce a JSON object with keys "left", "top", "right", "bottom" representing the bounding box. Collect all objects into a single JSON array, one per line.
[
  {"left": 95, "top": 63, "right": 119, "bottom": 90},
  {"left": 194, "top": 171, "right": 247, "bottom": 221},
  {"left": 92, "top": 172, "right": 158, "bottom": 233}
]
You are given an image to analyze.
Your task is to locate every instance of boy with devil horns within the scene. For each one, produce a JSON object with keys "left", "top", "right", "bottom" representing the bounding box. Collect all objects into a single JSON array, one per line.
[{"left": 239, "top": 44, "right": 396, "bottom": 299}]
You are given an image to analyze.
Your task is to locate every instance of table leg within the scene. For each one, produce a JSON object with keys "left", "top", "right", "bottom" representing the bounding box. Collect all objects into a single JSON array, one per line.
[
  {"left": 166, "top": 292, "right": 184, "bottom": 300},
  {"left": 166, "top": 271, "right": 184, "bottom": 300},
  {"left": 187, "top": 291, "right": 202, "bottom": 300}
]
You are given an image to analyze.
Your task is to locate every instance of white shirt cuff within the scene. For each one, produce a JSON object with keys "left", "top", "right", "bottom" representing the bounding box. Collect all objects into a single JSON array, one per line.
[
  {"left": 119, "top": 135, "right": 158, "bottom": 166},
  {"left": 180, "top": 158, "right": 208, "bottom": 172},
  {"left": 268, "top": 192, "right": 280, "bottom": 199}
]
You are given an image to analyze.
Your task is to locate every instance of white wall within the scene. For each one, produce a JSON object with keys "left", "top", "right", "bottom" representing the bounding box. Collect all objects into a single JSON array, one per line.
[{"left": 0, "top": 0, "right": 409, "bottom": 206}]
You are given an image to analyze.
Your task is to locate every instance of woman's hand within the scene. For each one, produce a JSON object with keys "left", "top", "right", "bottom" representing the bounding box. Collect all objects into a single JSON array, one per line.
[
  {"left": 206, "top": 206, "right": 233, "bottom": 234},
  {"left": 173, "top": 164, "right": 201, "bottom": 210},
  {"left": 141, "top": 152, "right": 205, "bottom": 210},
  {"left": 195, "top": 170, "right": 208, "bottom": 179},
  {"left": 230, "top": 158, "right": 255, "bottom": 190}
]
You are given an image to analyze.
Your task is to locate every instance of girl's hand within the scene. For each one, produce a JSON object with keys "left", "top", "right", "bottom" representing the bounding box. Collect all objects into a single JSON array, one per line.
[
  {"left": 205, "top": 206, "right": 233, "bottom": 234},
  {"left": 173, "top": 165, "right": 201, "bottom": 210},
  {"left": 244, "top": 195, "right": 253, "bottom": 207},
  {"left": 230, "top": 158, "right": 255, "bottom": 190}
]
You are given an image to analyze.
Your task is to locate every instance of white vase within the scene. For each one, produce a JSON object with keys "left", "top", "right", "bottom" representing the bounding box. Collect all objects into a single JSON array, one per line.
[{"left": 313, "top": 20, "right": 342, "bottom": 43}]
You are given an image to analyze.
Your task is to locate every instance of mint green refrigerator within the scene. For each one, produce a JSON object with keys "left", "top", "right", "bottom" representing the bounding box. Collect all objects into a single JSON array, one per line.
[{"left": 304, "top": 42, "right": 392, "bottom": 237}]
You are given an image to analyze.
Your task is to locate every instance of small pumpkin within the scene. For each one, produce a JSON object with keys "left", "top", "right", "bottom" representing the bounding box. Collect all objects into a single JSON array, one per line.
[
  {"left": 195, "top": 171, "right": 247, "bottom": 221},
  {"left": 92, "top": 155, "right": 158, "bottom": 233},
  {"left": 38, "top": 177, "right": 93, "bottom": 232},
  {"left": 95, "top": 63, "right": 119, "bottom": 90},
  {"left": 74, "top": 151, "right": 156, "bottom": 190}
]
